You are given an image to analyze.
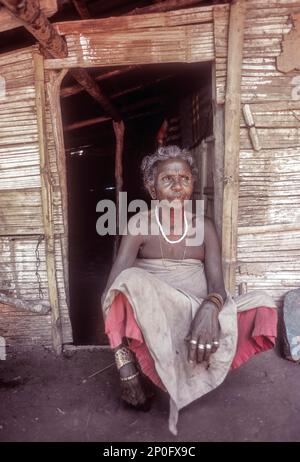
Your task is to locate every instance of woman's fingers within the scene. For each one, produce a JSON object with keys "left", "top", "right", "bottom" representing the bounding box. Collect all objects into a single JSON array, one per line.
[
  {"left": 196, "top": 340, "right": 206, "bottom": 363},
  {"left": 211, "top": 321, "right": 221, "bottom": 354},
  {"left": 203, "top": 341, "right": 212, "bottom": 363},
  {"left": 187, "top": 337, "right": 198, "bottom": 364}
]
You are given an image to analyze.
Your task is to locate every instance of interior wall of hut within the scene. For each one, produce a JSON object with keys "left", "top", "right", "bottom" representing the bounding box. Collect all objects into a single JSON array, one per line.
[{"left": 59, "top": 62, "right": 213, "bottom": 345}]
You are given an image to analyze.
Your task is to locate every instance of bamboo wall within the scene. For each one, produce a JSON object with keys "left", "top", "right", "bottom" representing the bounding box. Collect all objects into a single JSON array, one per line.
[
  {"left": 0, "top": 47, "right": 72, "bottom": 350},
  {"left": 1, "top": 0, "right": 300, "bottom": 351},
  {"left": 236, "top": 0, "right": 300, "bottom": 303}
]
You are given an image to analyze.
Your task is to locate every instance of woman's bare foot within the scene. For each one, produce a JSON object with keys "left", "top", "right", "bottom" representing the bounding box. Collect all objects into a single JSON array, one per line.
[
  {"left": 114, "top": 345, "right": 153, "bottom": 411},
  {"left": 119, "top": 362, "right": 148, "bottom": 408}
]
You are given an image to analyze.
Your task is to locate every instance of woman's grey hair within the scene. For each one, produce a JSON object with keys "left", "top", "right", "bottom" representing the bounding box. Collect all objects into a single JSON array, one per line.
[{"left": 141, "top": 145, "right": 198, "bottom": 190}]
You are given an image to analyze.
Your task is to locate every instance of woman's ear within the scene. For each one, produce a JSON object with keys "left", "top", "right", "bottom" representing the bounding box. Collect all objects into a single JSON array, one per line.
[{"left": 147, "top": 184, "right": 156, "bottom": 199}]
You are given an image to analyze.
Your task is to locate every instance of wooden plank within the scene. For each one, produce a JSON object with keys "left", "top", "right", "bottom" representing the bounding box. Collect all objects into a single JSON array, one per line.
[
  {"left": 33, "top": 52, "right": 63, "bottom": 355},
  {"left": 45, "top": 24, "right": 215, "bottom": 69},
  {"left": 238, "top": 223, "right": 300, "bottom": 235},
  {"left": 129, "top": 0, "right": 211, "bottom": 15},
  {"left": 46, "top": 68, "right": 71, "bottom": 311},
  {"left": 212, "top": 62, "right": 225, "bottom": 241},
  {"left": 53, "top": 6, "right": 214, "bottom": 35},
  {"left": 222, "top": 0, "right": 246, "bottom": 293},
  {"left": 213, "top": 4, "right": 229, "bottom": 105},
  {"left": 240, "top": 127, "right": 300, "bottom": 149}
]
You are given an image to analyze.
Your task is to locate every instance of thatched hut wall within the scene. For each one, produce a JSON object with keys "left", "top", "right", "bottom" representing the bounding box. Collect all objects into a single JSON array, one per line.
[
  {"left": 0, "top": 47, "right": 72, "bottom": 351},
  {"left": 235, "top": 0, "right": 300, "bottom": 304},
  {"left": 1, "top": 0, "right": 300, "bottom": 351}
]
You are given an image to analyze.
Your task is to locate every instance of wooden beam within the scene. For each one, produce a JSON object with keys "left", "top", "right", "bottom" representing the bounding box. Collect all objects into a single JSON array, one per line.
[
  {"left": 61, "top": 66, "right": 138, "bottom": 98},
  {"left": 0, "top": 0, "right": 68, "bottom": 57},
  {"left": 129, "top": 0, "right": 204, "bottom": 14},
  {"left": 64, "top": 96, "right": 162, "bottom": 131},
  {"left": 71, "top": 0, "right": 91, "bottom": 19},
  {"left": 64, "top": 107, "right": 162, "bottom": 131},
  {"left": 0, "top": 0, "right": 122, "bottom": 121},
  {"left": 34, "top": 51, "right": 63, "bottom": 355},
  {"left": 0, "top": 294, "right": 50, "bottom": 314},
  {"left": 0, "top": 0, "right": 57, "bottom": 32},
  {"left": 65, "top": 115, "right": 111, "bottom": 131},
  {"left": 221, "top": 0, "right": 246, "bottom": 293},
  {"left": 70, "top": 68, "right": 122, "bottom": 121}
]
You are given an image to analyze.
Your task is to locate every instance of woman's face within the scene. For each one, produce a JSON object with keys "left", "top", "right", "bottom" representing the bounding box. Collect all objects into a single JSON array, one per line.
[{"left": 149, "top": 158, "right": 194, "bottom": 205}]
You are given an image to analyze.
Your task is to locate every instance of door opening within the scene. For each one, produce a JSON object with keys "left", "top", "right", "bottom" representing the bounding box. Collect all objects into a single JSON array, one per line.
[{"left": 60, "top": 62, "right": 213, "bottom": 345}]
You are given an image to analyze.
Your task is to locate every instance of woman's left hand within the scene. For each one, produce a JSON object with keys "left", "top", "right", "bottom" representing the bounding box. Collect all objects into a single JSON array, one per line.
[{"left": 185, "top": 301, "right": 220, "bottom": 365}]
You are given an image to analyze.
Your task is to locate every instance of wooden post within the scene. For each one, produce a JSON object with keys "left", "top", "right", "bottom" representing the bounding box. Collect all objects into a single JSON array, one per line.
[
  {"left": 34, "top": 52, "right": 63, "bottom": 355},
  {"left": 70, "top": 68, "right": 122, "bottom": 122},
  {"left": 222, "top": 0, "right": 246, "bottom": 293},
  {"left": 46, "top": 69, "right": 70, "bottom": 308},
  {"left": 113, "top": 121, "right": 125, "bottom": 261},
  {"left": 213, "top": 104, "right": 224, "bottom": 243}
]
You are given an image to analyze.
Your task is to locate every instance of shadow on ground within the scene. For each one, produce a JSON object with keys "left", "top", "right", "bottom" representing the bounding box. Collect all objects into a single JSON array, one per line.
[{"left": 0, "top": 348, "right": 299, "bottom": 442}]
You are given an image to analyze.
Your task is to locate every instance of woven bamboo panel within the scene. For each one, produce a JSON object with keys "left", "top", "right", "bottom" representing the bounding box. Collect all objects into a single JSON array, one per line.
[
  {"left": 54, "top": 6, "right": 214, "bottom": 35},
  {"left": 213, "top": 4, "right": 229, "bottom": 104},
  {"left": 0, "top": 47, "right": 72, "bottom": 348},
  {"left": 45, "top": 23, "right": 214, "bottom": 69},
  {"left": 236, "top": 0, "right": 300, "bottom": 298}
]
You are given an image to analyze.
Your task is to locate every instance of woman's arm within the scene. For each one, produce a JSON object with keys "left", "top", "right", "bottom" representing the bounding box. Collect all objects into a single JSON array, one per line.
[
  {"left": 186, "top": 217, "right": 226, "bottom": 365},
  {"left": 203, "top": 217, "right": 227, "bottom": 302},
  {"left": 101, "top": 219, "right": 144, "bottom": 305}
]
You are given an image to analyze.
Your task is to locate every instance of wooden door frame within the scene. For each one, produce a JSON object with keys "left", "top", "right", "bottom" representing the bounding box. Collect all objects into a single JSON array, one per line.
[{"left": 44, "top": 2, "right": 244, "bottom": 328}]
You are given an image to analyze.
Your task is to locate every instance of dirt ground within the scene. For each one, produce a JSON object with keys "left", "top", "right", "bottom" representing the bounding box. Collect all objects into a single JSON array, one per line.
[{"left": 0, "top": 346, "right": 300, "bottom": 442}]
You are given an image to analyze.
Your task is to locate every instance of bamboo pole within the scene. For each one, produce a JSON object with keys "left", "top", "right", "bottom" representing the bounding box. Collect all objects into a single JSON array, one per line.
[
  {"left": 221, "top": 0, "right": 246, "bottom": 293},
  {"left": 34, "top": 52, "right": 63, "bottom": 355},
  {"left": 46, "top": 68, "right": 70, "bottom": 310}
]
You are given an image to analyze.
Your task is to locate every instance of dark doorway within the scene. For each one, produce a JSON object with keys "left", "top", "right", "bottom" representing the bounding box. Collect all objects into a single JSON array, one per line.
[{"left": 60, "top": 62, "right": 213, "bottom": 345}]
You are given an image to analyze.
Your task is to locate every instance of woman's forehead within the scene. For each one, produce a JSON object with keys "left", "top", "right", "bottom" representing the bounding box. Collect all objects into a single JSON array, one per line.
[{"left": 156, "top": 158, "right": 191, "bottom": 174}]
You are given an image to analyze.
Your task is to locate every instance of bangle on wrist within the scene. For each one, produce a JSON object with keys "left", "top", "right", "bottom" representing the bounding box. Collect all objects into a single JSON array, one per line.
[{"left": 206, "top": 292, "right": 224, "bottom": 313}]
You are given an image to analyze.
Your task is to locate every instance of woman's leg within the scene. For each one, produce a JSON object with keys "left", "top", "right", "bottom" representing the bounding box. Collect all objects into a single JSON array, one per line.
[{"left": 105, "top": 292, "right": 159, "bottom": 408}]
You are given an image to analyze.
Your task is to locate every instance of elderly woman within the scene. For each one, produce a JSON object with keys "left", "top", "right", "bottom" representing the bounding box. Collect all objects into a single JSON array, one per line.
[{"left": 101, "top": 145, "right": 277, "bottom": 434}]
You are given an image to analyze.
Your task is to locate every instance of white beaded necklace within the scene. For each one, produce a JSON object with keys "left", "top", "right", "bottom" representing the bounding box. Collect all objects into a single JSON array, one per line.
[{"left": 154, "top": 205, "right": 188, "bottom": 244}]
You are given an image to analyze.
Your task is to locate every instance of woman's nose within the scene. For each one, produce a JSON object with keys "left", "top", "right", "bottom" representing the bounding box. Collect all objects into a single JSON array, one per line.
[{"left": 172, "top": 179, "right": 183, "bottom": 191}]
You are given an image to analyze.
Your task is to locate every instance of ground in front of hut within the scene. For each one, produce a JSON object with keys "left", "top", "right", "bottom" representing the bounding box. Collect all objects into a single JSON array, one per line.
[{"left": 0, "top": 347, "right": 300, "bottom": 442}]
